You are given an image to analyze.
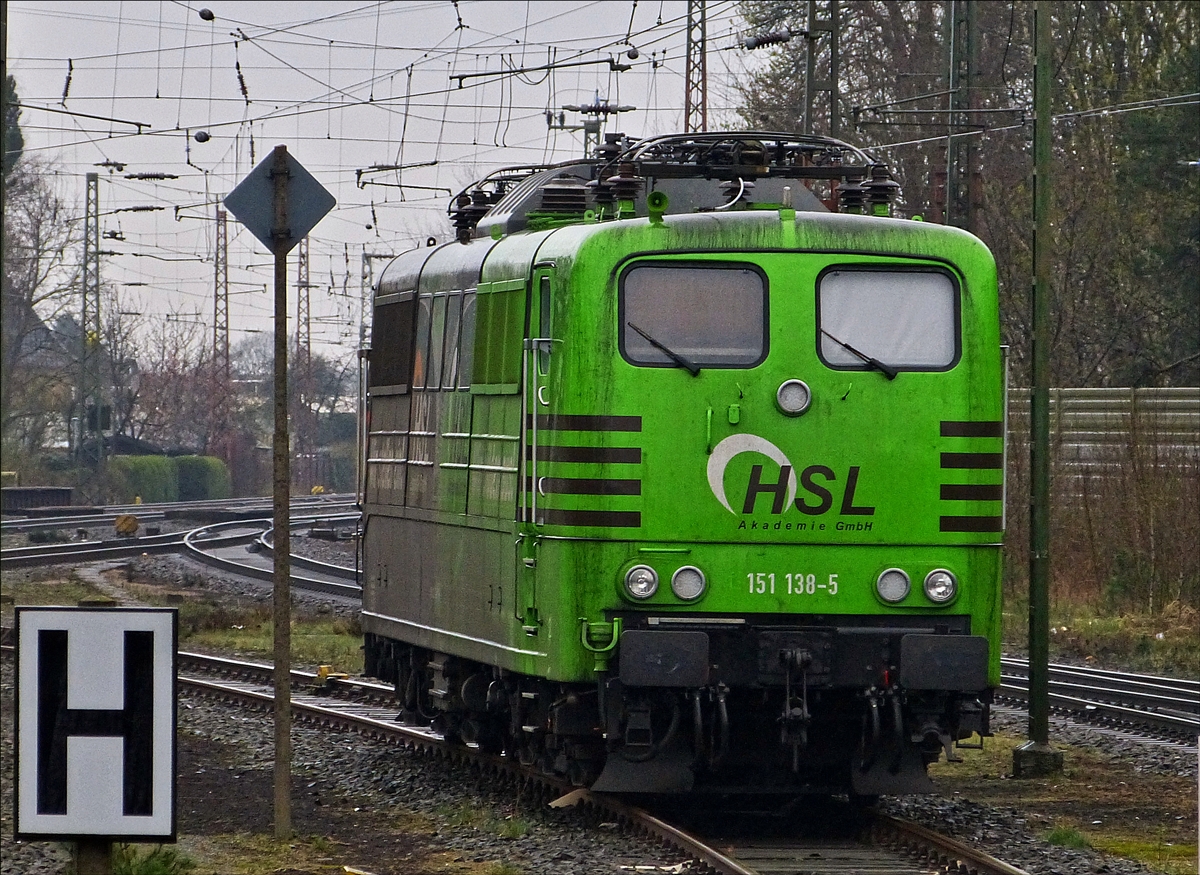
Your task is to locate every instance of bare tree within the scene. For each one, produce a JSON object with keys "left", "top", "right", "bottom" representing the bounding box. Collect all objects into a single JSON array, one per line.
[
  {"left": 100, "top": 286, "right": 146, "bottom": 440},
  {"left": 732, "top": 0, "right": 1199, "bottom": 387},
  {"left": 1, "top": 159, "right": 80, "bottom": 455},
  {"left": 127, "top": 314, "right": 213, "bottom": 451}
]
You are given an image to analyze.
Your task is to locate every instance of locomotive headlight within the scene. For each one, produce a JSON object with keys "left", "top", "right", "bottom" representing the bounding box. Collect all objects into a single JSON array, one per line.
[
  {"left": 776, "top": 379, "right": 812, "bottom": 416},
  {"left": 923, "top": 569, "right": 957, "bottom": 603},
  {"left": 671, "top": 565, "right": 707, "bottom": 601},
  {"left": 624, "top": 565, "right": 659, "bottom": 600},
  {"left": 876, "top": 568, "right": 911, "bottom": 603}
]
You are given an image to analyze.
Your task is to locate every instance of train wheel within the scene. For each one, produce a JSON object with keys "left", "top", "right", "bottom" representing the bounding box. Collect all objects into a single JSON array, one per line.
[{"left": 433, "top": 712, "right": 465, "bottom": 745}]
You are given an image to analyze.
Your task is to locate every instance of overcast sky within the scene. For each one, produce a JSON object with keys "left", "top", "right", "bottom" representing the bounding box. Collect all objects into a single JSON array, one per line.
[{"left": 6, "top": 1, "right": 753, "bottom": 357}]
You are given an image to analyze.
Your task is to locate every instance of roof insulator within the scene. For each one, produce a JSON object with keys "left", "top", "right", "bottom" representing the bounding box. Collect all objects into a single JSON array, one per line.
[
  {"left": 838, "top": 171, "right": 868, "bottom": 214},
  {"left": 607, "top": 162, "right": 643, "bottom": 203},
  {"left": 864, "top": 165, "right": 901, "bottom": 216}
]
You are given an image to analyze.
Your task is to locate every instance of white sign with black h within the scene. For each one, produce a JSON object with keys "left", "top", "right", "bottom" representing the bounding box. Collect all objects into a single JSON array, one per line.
[{"left": 15, "top": 607, "right": 177, "bottom": 840}]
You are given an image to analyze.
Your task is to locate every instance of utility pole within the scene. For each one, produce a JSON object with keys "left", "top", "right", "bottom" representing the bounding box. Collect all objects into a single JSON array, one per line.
[
  {"left": 803, "top": 0, "right": 840, "bottom": 136},
  {"left": 945, "top": 0, "right": 980, "bottom": 232},
  {"left": 1013, "top": 1, "right": 1063, "bottom": 780},
  {"left": 223, "top": 142, "right": 335, "bottom": 845},
  {"left": 269, "top": 145, "right": 293, "bottom": 839},
  {"left": 212, "top": 207, "right": 231, "bottom": 460},
  {"left": 296, "top": 236, "right": 313, "bottom": 491},
  {"left": 684, "top": 0, "right": 707, "bottom": 132},
  {"left": 79, "top": 172, "right": 102, "bottom": 494}
]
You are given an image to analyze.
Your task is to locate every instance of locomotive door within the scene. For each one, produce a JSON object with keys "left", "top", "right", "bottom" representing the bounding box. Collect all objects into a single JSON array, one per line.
[{"left": 516, "top": 266, "right": 554, "bottom": 633}]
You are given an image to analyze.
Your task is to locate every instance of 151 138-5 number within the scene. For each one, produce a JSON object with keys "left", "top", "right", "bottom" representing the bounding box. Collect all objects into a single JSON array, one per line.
[{"left": 747, "top": 573, "right": 839, "bottom": 596}]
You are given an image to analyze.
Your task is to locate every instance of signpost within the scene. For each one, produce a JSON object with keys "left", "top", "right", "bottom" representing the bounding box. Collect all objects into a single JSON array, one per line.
[
  {"left": 224, "top": 145, "right": 335, "bottom": 839},
  {"left": 15, "top": 607, "right": 177, "bottom": 874}
]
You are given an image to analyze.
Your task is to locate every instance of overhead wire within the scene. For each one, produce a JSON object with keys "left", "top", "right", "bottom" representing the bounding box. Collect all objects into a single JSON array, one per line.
[
  {"left": 110, "top": 1, "right": 125, "bottom": 136},
  {"left": 10, "top": 0, "right": 698, "bottom": 346}
]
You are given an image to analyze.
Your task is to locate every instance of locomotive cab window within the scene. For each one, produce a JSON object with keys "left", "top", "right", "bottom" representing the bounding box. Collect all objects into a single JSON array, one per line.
[
  {"left": 620, "top": 264, "right": 767, "bottom": 369},
  {"left": 817, "top": 268, "right": 959, "bottom": 372},
  {"left": 370, "top": 291, "right": 416, "bottom": 390}
]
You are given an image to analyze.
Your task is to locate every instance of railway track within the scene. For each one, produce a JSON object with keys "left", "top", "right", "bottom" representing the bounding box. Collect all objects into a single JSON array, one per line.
[
  {"left": 171, "top": 651, "right": 1029, "bottom": 875},
  {"left": 0, "top": 494, "right": 358, "bottom": 532},
  {"left": 0, "top": 527, "right": 192, "bottom": 567},
  {"left": 1, "top": 508, "right": 361, "bottom": 600},
  {"left": 1, "top": 638, "right": 1186, "bottom": 872},
  {"left": 999, "top": 656, "right": 1200, "bottom": 739},
  {"left": 182, "top": 516, "right": 361, "bottom": 599}
]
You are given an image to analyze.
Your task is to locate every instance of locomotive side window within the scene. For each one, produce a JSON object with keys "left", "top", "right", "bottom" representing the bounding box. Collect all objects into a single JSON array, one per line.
[
  {"left": 428, "top": 294, "right": 448, "bottom": 389},
  {"left": 369, "top": 291, "right": 416, "bottom": 390},
  {"left": 817, "top": 268, "right": 960, "bottom": 371},
  {"left": 442, "top": 291, "right": 463, "bottom": 389},
  {"left": 470, "top": 278, "right": 526, "bottom": 394},
  {"left": 620, "top": 264, "right": 767, "bottom": 368},
  {"left": 411, "top": 293, "right": 433, "bottom": 389},
  {"left": 457, "top": 292, "right": 477, "bottom": 389},
  {"left": 537, "top": 275, "right": 552, "bottom": 376}
]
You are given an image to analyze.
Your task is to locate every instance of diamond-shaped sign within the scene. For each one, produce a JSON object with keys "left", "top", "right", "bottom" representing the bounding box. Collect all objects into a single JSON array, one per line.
[{"left": 224, "top": 147, "right": 335, "bottom": 254}]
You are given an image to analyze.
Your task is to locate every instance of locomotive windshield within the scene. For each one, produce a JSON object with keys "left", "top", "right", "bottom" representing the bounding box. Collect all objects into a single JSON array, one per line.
[
  {"left": 620, "top": 264, "right": 767, "bottom": 368},
  {"left": 817, "top": 268, "right": 959, "bottom": 371}
]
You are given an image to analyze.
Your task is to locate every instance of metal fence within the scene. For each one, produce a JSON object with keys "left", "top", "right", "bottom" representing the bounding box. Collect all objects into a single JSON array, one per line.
[{"left": 1007, "top": 387, "right": 1200, "bottom": 469}]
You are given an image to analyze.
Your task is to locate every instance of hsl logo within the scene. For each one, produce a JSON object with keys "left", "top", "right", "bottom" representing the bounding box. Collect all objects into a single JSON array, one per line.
[{"left": 706, "top": 434, "right": 875, "bottom": 518}]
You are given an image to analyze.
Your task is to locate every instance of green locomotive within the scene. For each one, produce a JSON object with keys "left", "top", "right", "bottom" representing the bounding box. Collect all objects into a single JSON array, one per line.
[{"left": 361, "top": 133, "right": 1005, "bottom": 795}]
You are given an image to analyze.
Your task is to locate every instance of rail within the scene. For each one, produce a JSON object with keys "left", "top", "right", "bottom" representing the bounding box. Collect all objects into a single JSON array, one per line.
[{"left": 999, "top": 656, "right": 1200, "bottom": 736}]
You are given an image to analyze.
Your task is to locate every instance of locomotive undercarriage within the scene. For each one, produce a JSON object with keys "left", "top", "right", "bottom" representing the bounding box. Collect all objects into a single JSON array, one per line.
[{"left": 363, "top": 627, "right": 992, "bottom": 796}]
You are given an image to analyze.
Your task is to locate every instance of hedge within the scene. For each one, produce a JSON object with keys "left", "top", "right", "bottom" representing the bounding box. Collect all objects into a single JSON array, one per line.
[
  {"left": 106, "top": 455, "right": 231, "bottom": 504},
  {"left": 107, "top": 456, "right": 179, "bottom": 503},
  {"left": 175, "top": 455, "right": 231, "bottom": 501}
]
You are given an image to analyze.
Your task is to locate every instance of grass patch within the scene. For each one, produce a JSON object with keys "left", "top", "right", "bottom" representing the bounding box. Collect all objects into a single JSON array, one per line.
[
  {"left": 1045, "top": 825, "right": 1090, "bottom": 849},
  {"left": 390, "top": 809, "right": 438, "bottom": 835},
  {"left": 187, "top": 615, "right": 364, "bottom": 674},
  {"left": 438, "top": 802, "right": 532, "bottom": 841},
  {"left": 7, "top": 569, "right": 366, "bottom": 674},
  {"left": 930, "top": 731, "right": 1198, "bottom": 873},
  {"left": 1090, "top": 835, "right": 1199, "bottom": 875},
  {"left": 113, "top": 844, "right": 196, "bottom": 875},
  {"left": 0, "top": 574, "right": 109, "bottom": 625},
  {"left": 93, "top": 570, "right": 365, "bottom": 674},
  {"left": 176, "top": 833, "right": 348, "bottom": 875},
  {"left": 483, "top": 864, "right": 525, "bottom": 875},
  {"left": 1002, "top": 596, "right": 1200, "bottom": 678}
]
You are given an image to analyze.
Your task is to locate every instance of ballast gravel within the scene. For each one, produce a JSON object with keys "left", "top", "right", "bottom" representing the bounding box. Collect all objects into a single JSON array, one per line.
[
  {"left": 3, "top": 548, "right": 1196, "bottom": 874},
  {"left": 173, "top": 691, "right": 689, "bottom": 874}
]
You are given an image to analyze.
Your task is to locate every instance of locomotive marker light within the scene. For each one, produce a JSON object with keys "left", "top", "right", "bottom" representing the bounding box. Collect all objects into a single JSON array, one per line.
[
  {"left": 670, "top": 566, "right": 707, "bottom": 601},
  {"left": 225, "top": 145, "right": 335, "bottom": 839},
  {"left": 775, "top": 379, "right": 812, "bottom": 416},
  {"left": 15, "top": 607, "right": 177, "bottom": 871},
  {"left": 875, "top": 568, "right": 911, "bottom": 603}
]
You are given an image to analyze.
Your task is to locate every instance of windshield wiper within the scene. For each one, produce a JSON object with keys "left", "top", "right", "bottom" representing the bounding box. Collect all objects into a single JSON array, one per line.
[
  {"left": 627, "top": 322, "right": 700, "bottom": 376},
  {"left": 820, "top": 329, "right": 898, "bottom": 380}
]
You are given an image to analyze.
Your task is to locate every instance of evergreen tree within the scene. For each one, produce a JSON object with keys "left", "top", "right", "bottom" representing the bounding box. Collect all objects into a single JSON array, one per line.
[{"left": 3, "top": 75, "right": 25, "bottom": 180}]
